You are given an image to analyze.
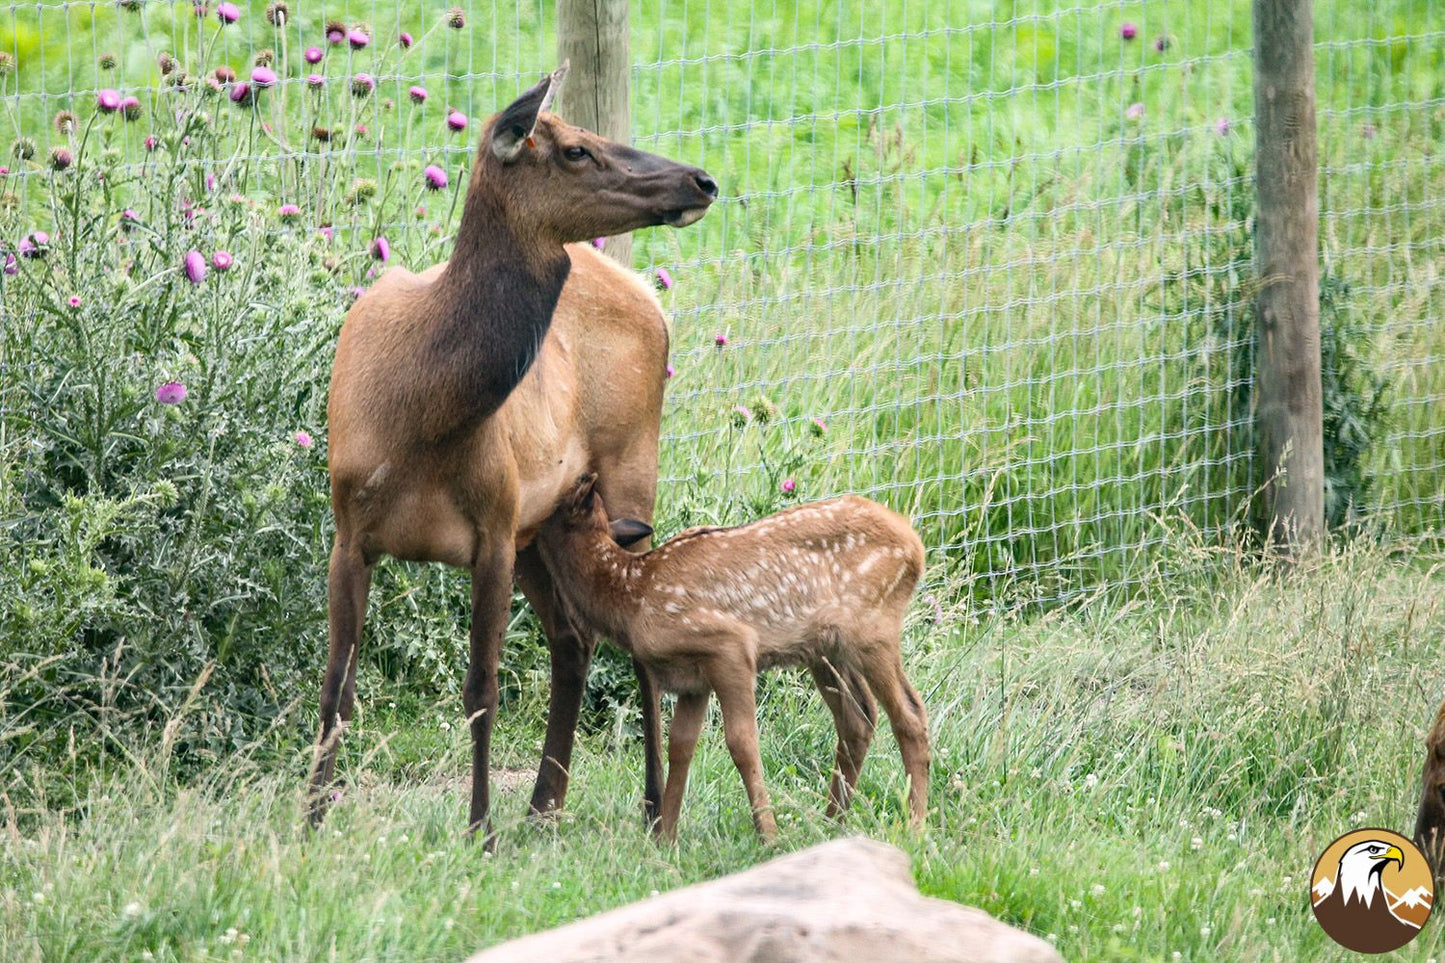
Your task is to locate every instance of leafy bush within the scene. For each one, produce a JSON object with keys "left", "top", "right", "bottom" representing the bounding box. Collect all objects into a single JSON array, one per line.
[{"left": 0, "top": 18, "right": 481, "bottom": 788}]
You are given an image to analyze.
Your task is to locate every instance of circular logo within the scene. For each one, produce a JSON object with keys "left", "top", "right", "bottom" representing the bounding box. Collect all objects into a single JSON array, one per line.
[{"left": 1310, "top": 828, "right": 1433, "bottom": 953}]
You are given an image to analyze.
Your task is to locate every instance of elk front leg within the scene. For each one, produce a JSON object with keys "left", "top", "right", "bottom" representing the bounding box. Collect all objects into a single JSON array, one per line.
[
  {"left": 308, "top": 538, "right": 372, "bottom": 825},
  {"left": 514, "top": 546, "right": 596, "bottom": 817},
  {"left": 635, "top": 658, "right": 665, "bottom": 828},
  {"left": 464, "top": 541, "right": 515, "bottom": 845}
]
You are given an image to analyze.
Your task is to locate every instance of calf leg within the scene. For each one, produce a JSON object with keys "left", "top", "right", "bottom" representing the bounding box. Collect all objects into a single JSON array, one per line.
[
  {"left": 810, "top": 662, "right": 877, "bottom": 819},
  {"left": 858, "top": 644, "right": 930, "bottom": 829},
  {"left": 708, "top": 658, "right": 776, "bottom": 840},
  {"left": 658, "top": 691, "right": 709, "bottom": 842}
]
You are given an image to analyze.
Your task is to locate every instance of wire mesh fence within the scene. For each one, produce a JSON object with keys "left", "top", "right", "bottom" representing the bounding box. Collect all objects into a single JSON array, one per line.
[{"left": 1, "top": 0, "right": 1441, "bottom": 614}]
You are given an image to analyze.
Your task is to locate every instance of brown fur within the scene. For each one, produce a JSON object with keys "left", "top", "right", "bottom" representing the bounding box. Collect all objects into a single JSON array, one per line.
[
  {"left": 1415, "top": 699, "right": 1445, "bottom": 876},
  {"left": 540, "top": 476, "right": 931, "bottom": 841},
  {"left": 309, "top": 67, "right": 716, "bottom": 838}
]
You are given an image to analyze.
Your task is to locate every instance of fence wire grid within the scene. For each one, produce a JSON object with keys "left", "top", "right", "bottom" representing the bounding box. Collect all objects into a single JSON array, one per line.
[{"left": 1, "top": 0, "right": 1442, "bottom": 612}]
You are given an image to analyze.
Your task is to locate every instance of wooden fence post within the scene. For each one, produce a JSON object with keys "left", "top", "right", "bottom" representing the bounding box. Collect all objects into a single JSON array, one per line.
[
  {"left": 557, "top": 0, "right": 632, "bottom": 266},
  {"left": 1253, "top": 0, "right": 1324, "bottom": 555}
]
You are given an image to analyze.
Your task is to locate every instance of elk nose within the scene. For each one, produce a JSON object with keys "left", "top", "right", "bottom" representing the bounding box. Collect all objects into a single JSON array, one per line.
[{"left": 693, "top": 170, "right": 719, "bottom": 198}]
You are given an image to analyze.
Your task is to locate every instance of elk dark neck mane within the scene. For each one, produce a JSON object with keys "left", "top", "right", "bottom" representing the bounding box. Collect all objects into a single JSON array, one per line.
[
  {"left": 426, "top": 158, "right": 572, "bottom": 426},
  {"left": 545, "top": 527, "right": 642, "bottom": 639}
]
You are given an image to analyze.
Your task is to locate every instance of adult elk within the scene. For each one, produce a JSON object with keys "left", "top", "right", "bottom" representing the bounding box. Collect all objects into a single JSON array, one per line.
[
  {"left": 309, "top": 64, "right": 717, "bottom": 839},
  {"left": 1414, "top": 698, "right": 1445, "bottom": 876}
]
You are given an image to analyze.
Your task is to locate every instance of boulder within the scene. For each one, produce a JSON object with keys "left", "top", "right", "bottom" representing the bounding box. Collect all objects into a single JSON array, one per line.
[{"left": 466, "top": 837, "right": 1063, "bottom": 963}]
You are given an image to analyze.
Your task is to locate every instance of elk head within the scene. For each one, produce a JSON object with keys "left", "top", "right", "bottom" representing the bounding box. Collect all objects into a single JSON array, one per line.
[{"left": 477, "top": 64, "right": 718, "bottom": 242}]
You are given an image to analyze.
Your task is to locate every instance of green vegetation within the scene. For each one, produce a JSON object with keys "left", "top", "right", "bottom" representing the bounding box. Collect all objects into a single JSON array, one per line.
[
  {"left": 3, "top": 541, "right": 1443, "bottom": 960},
  {"left": 1, "top": 1, "right": 1443, "bottom": 959}
]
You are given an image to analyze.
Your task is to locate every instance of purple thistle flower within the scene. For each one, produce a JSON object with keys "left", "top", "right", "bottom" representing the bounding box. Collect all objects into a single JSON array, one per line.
[
  {"left": 591, "top": 237, "right": 605, "bottom": 250},
  {"left": 229, "top": 81, "right": 252, "bottom": 106},
  {"left": 370, "top": 236, "right": 390, "bottom": 262},
  {"left": 1125, "top": 102, "right": 1144, "bottom": 121},
  {"left": 399, "top": 31, "right": 414, "bottom": 48},
  {"left": 215, "top": 2, "right": 240, "bottom": 23},
  {"left": 278, "top": 203, "right": 301, "bottom": 220},
  {"left": 49, "top": 147, "right": 73, "bottom": 171},
  {"left": 67, "top": 295, "right": 82, "bottom": 308},
  {"left": 809, "top": 417, "right": 828, "bottom": 436},
  {"left": 714, "top": 333, "right": 728, "bottom": 347},
  {"left": 730, "top": 404, "right": 753, "bottom": 426},
  {"left": 3, "top": 253, "right": 16, "bottom": 275},
  {"left": 350, "top": 72, "right": 375, "bottom": 97},
  {"left": 211, "top": 250, "right": 233, "bottom": 271},
  {"left": 306, "top": 74, "right": 325, "bottom": 90},
  {"left": 408, "top": 85, "right": 428, "bottom": 104},
  {"left": 423, "top": 165, "right": 448, "bottom": 190},
  {"left": 665, "top": 363, "right": 675, "bottom": 379},
  {"left": 193, "top": 3, "right": 208, "bottom": 18},
  {"left": 144, "top": 136, "right": 158, "bottom": 151},
  {"left": 445, "top": 110, "right": 467, "bottom": 132},
  {"left": 348, "top": 286, "right": 366, "bottom": 301},
  {"left": 1154, "top": 36, "right": 1170, "bottom": 53},
  {"left": 294, "top": 429, "right": 314, "bottom": 448},
  {"left": 347, "top": 28, "right": 369, "bottom": 50},
  {"left": 304, "top": 46, "right": 324, "bottom": 64},
  {"left": 251, "top": 66, "right": 278, "bottom": 88},
  {"left": 318, "top": 225, "right": 335, "bottom": 243},
  {"left": 120, "top": 96, "right": 142, "bottom": 121},
  {"left": 183, "top": 250, "right": 207, "bottom": 283},
  {"left": 326, "top": 27, "right": 345, "bottom": 45},
  {"left": 1214, "top": 117, "right": 1231, "bottom": 137},
  {"left": 1120, "top": 22, "right": 1138, "bottom": 40},
  {"left": 19, "top": 232, "right": 47, "bottom": 258},
  {"left": 155, "top": 381, "right": 188, "bottom": 405},
  {"left": 781, "top": 478, "right": 796, "bottom": 494},
  {"left": 655, "top": 267, "right": 674, "bottom": 291},
  {"left": 97, "top": 89, "right": 122, "bottom": 113}
]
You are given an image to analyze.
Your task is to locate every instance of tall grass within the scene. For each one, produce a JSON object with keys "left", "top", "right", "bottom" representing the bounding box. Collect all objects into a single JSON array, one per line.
[{"left": 2, "top": 539, "right": 1442, "bottom": 961}]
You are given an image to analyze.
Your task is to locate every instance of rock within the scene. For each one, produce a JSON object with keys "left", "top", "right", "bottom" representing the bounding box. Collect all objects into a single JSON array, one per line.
[{"left": 466, "top": 837, "right": 1063, "bottom": 963}]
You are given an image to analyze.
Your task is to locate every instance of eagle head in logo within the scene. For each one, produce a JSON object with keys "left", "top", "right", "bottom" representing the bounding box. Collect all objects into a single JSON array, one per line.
[{"left": 1313, "top": 835, "right": 1426, "bottom": 953}]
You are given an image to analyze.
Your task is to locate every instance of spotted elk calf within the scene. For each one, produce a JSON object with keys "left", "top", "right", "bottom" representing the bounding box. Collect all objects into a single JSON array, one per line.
[{"left": 539, "top": 474, "right": 931, "bottom": 840}]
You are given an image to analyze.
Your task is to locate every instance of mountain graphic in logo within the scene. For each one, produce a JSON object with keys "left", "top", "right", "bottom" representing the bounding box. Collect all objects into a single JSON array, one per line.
[{"left": 1311, "top": 828, "right": 1434, "bottom": 953}]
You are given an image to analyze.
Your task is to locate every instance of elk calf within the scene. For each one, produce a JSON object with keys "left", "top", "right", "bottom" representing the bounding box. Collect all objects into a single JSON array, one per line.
[{"left": 540, "top": 474, "right": 930, "bottom": 840}]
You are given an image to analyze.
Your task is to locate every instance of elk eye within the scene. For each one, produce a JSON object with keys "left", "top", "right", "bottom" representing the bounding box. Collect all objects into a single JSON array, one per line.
[{"left": 563, "top": 146, "right": 589, "bottom": 162}]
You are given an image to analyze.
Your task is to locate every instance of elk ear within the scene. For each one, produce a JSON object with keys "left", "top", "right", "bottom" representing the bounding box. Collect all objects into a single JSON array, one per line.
[
  {"left": 609, "top": 518, "right": 654, "bottom": 548},
  {"left": 491, "top": 61, "right": 569, "bottom": 163}
]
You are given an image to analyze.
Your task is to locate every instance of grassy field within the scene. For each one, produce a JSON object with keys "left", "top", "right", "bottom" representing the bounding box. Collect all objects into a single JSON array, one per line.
[
  {"left": 2, "top": 3, "right": 1444, "bottom": 961},
  {"left": 3, "top": 539, "right": 1444, "bottom": 961}
]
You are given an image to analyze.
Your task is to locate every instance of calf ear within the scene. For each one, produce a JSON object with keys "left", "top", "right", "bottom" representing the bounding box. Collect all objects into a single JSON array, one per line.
[
  {"left": 609, "top": 518, "right": 654, "bottom": 548},
  {"left": 491, "top": 62, "right": 568, "bottom": 163},
  {"left": 566, "top": 472, "right": 599, "bottom": 515}
]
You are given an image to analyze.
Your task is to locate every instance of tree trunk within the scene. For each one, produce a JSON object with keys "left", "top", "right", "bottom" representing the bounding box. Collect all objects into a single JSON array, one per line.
[
  {"left": 1253, "top": 0, "right": 1324, "bottom": 555},
  {"left": 557, "top": 0, "right": 632, "bottom": 266}
]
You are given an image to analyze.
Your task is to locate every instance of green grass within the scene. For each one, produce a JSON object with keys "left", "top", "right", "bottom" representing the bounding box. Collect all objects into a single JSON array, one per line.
[
  {"left": 1, "top": 6, "right": 1443, "bottom": 958},
  {"left": 3, "top": 0, "right": 1442, "bottom": 592},
  {"left": 4, "top": 539, "right": 1444, "bottom": 961}
]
